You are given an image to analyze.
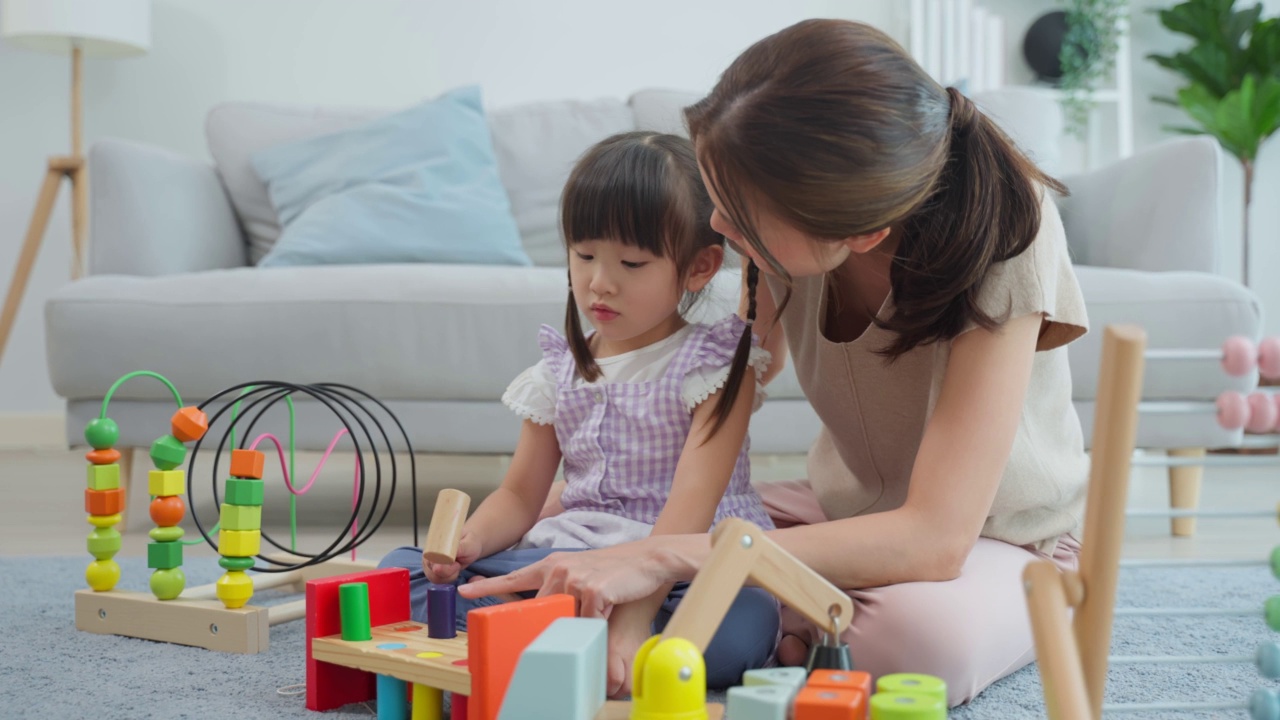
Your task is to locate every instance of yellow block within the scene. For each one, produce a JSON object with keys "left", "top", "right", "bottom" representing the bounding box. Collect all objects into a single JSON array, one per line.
[
  {"left": 215, "top": 570, "right": 254, "bottom": 609},
  {"left": 87, "top": 463, "right": 120, "bottom": 490},
  {"left": 148, "top": 469, "right": 186, "bottom": 497},
  {"left": 220, "top": 504, "right": 262, "bottom": 532},
  {"left": 412, "top": 683, "right": 443, "bottom": 720},
  {"left": 219, "top": 529, "right": 261, "bottom": 557}
]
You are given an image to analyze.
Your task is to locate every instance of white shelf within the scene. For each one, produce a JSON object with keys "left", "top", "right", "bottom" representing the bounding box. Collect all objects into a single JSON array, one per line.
[{"left": 1011, "top": 85, "right": 1123, "bottom": 103}]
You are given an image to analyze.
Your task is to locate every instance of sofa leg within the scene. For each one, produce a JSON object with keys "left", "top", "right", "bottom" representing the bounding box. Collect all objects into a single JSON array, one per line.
[{"left": 1167, "top": 448, "right": 1205, "bottom": 537}]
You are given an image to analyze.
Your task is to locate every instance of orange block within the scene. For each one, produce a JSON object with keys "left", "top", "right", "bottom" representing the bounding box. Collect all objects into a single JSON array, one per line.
[
  {"left": 171, "top": 406, "right": 209, "bottom": 443},
  {"left": 231, "top": 449, "right": 265, "bottom": 479},
  {"left": 85, "top": 448, "right": 121, "bottom": 465},
  {"left": 466, "top": 594, "right": 575, "bottom": 720},
  {"left": 794, "top": 686, "right": 868, "bottom": 720},
  {"left": 808, "top": 670, "right": 872, "bottom": 698},
  {"left": 85, "top": 488, "right": 125, "bottom": 516}
]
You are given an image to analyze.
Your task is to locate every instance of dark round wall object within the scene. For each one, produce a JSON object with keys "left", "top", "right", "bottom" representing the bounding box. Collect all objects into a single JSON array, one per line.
[{"left": 1023, "top": 10, "right": 1069, "bottom": 83}]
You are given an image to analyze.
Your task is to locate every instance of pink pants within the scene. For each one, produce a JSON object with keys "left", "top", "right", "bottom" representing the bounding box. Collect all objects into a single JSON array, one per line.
[{"left": 758, "top": 480, "right": 1081, "bottom": 707}]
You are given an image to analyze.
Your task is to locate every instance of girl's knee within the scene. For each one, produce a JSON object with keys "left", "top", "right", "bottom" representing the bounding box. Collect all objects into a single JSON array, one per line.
[{"left": 378, "top": 546, "right": 424, "bottom": 571}]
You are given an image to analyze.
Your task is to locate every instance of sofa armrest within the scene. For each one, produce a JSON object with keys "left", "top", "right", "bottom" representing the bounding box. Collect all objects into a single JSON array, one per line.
[
  {"left": 1058, "top": 136, "right": 1222, "bottom": 273},
  {"left": 89, "top": 139, "right": 247, "bottom": 275}
]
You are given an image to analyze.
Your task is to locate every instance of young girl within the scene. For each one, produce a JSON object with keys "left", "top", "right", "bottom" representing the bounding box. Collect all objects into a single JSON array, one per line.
[
  {"left": 380, "top": 131, "right": 778, "bottom": 695},
  {"left": 459, "top": 20, "right": 1091, "bottom": 708}
]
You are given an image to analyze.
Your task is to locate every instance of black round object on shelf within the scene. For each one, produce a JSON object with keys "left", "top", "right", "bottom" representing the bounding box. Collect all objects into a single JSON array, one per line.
[{"left": 1024, "top": 10, "right": 1068, "bottom": 83}]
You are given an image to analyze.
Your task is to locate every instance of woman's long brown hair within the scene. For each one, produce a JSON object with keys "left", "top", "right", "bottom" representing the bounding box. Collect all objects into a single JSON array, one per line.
[{"left": 687, "top": 19, "right": 1066, "bottom": 362}]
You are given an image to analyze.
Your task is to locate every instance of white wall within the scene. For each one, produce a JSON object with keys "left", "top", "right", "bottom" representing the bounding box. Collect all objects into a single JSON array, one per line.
[{"left": 0, "top": 0, "right": 893, "bottom": 415}]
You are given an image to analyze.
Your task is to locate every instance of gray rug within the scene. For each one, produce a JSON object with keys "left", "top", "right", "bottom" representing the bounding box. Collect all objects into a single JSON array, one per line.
[{"left": 2, "top": 557, "right": 1276, "bottom": 719}]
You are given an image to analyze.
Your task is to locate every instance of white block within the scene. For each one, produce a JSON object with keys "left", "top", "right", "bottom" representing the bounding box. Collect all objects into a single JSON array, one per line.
[
  {"left": 728, "top": 685, "right": 791, "bottom": 720},
  {"left": 497, "top": 617, "right": 608, "bottom": 720}
]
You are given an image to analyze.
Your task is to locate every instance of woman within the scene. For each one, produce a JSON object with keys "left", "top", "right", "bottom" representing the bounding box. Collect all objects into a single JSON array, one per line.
[{"left": 461, "top": 18, "right": 1088, "bottom": 706}]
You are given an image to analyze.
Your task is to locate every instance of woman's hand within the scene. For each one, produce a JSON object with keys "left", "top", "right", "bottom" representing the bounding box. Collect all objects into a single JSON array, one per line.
[
  {"left": 457, "top": 540, "right": 679, "bottom": 619},
  {"left": 605, "top": 604, "right": 657, "bottom": 697},
  {"left": 422, "top": 531, "right": 482, "bottom": 585}
]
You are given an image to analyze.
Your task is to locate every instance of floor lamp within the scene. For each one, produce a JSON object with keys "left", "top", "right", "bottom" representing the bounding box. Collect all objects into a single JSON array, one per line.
[{"left": 0, "top": 0, "right": 150, "bottom": 368}]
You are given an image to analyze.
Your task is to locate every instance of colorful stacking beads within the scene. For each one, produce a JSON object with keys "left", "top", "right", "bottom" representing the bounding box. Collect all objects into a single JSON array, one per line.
[
  {"left": 216, "top": 449, "right": 266, "bottom": 609},
  {"left": 145, "top": 406, "right": 208, "bottom": 601},
  {"left": 83, "top": 417, "right": 123, "bottom": 592}
]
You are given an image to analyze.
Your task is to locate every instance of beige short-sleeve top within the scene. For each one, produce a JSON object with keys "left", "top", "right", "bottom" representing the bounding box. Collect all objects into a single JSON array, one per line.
[{"left": 766, "top": 191, "right": 1089, "bottom": 554}]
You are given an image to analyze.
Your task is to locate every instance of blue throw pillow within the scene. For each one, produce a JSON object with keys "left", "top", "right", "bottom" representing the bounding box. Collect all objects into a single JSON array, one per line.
[{"left": 251, "top": 86, "right": 531, "bottom": 268}]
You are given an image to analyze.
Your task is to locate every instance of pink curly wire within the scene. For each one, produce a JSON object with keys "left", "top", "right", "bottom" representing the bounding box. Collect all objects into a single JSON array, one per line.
[{"left": 249, "top": 430, "right": 363, "bottom": 560}]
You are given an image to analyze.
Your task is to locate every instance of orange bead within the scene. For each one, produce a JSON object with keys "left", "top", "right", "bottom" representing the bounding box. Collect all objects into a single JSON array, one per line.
[
  {"left": 85, "top": 448, "right": 121, "bottom": 465},
  {"left": 808, "top": 670, "right": 873, "bottom": 698},
  {"left": 85, "top": 488, "right": 125, "bottom": 516},
  {"left": 149, "top": 495, "right": 186, "bottom": 527},
  {"left": 171, "top": 406, "right": 209, "bottom": 443},
  {"left": 231, "top": 449, "right": 265, "bottom": 479}
]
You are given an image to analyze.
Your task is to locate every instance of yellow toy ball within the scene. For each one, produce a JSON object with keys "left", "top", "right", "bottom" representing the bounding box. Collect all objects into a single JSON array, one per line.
[
  {"left": 215, "top": 570, "right": 254, "bottom": 608},
  {"left": 85, "top": 559, "right": 121, "bottom": 591}
]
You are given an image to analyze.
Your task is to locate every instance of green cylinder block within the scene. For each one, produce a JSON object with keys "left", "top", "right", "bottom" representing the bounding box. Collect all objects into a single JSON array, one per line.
[
  {"left": 339, "top": 582, "right": 373, "bottom": 641},
  {"left": 86, "top": 527, "right": 122, "bottom": 560},
  {"left": 84, "top": 417, "right": 119, "bottom": 451},
  {"left": 149, "top": 435, "right": 187, "bottom": 471}
]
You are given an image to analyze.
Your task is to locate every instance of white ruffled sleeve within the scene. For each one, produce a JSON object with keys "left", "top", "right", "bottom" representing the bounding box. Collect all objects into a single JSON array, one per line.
[
  {"left": 681, "top": 346, "right": 772, "bottom": 414},
  {"left": 501, "top": 360, "right": 558, "bottom": 425}
]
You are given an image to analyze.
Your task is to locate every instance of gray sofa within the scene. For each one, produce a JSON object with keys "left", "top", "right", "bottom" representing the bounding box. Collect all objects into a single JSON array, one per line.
[{"left": 45, "top": 88, "right": 1260, "bottom": 529}]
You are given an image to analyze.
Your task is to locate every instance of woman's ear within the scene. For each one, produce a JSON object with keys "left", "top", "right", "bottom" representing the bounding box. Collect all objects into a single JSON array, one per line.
[
  {"left": 842, "top": 227, "right": 892, "bottom": 254},
  {"left": 685, "top": 245, "right": 725, "bottom": 293}
]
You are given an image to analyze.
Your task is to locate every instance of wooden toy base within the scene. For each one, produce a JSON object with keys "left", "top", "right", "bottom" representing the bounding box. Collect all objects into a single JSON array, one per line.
[
  {"left": 311, "top": 620, "right": 726, "bottom": 719},
  {"left": 75, "top": 557, "right": 375, "bottom": 654}
]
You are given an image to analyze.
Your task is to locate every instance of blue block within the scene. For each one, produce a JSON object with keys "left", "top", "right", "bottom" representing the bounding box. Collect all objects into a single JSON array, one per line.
[
  {"left": 377, "top": 673, "right": 408, "bottom": 720},
  {"left": 727, "top": 685, "right": 792, "bottom": 720},
  {"left": 498, "top": 617, "right": 608, "bottom": 720}
]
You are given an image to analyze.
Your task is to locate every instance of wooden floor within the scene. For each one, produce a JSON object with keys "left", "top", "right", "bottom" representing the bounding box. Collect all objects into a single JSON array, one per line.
[{"left": 0, "top": 446, "right": 1274, "bottom": 564}]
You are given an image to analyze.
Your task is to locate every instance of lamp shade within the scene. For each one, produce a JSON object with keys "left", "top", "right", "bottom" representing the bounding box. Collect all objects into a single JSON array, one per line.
[{"left": 2, "top": 0, "right": 150, "bottom": 58}]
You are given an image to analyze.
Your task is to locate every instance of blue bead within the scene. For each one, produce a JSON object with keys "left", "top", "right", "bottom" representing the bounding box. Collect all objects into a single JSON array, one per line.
[
  {"left": 1250, "top": 687, "right": 1280, "bottom": 720},
  {"left": 1258, "top": 642, "right": 1280, "bottom": 680}
]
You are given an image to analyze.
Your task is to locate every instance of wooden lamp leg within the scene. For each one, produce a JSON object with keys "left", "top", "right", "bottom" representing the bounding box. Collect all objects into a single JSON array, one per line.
[{"left": 0, "top": 166, "right": 67, "bottom": 366}]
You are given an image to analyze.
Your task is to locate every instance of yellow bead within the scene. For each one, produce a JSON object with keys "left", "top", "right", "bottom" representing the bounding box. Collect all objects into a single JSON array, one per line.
[
  {"left": 87, "top": 513, "right": 122, "bottom": 528},
  {"left": 86, "top": 559, "right": 121, "bottom": 591},
  {"left": 219, "top": 529, "right": 261, "bottom": 557},
  {"left": 148, "top": 469, "right": 185, "bottom": 497},
  {"left": 215, "top": 570, "right": 254, "bottom": 609}
]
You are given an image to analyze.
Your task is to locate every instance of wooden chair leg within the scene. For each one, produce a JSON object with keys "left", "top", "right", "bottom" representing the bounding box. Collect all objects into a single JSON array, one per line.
[
  {"left": 1167, "top": 448, "right": 1205, "bottom": 537},
  {"left": 117, "top": 447, "right": 139, "bottom": 533}
]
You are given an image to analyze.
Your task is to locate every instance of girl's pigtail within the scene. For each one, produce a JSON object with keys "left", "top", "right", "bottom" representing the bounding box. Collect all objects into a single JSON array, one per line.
[
  {"left": 565, "top": 282, "right": 602, "bottom": 382},
  {"left": 706, "top": 260, "right": 759, "bottom": 439}
]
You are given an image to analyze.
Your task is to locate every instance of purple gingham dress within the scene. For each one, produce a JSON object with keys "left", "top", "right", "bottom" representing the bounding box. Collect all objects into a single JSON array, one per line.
[{"left": 536, "top": 315, "right": 774, "bottom": 533}]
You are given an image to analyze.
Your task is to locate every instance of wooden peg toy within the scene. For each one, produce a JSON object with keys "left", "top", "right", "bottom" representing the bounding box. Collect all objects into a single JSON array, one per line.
[{"left": 424, "top": 489, "right": 471, "bottom": 565}]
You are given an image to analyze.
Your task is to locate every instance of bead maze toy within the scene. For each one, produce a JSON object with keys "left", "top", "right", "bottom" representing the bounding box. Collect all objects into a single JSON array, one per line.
[
  {"left": 75, "top": 372, "right": 421, "bottom": 653},
  {"left": 306, "top": 499, "right": 951, "bottom": 720},
  {"left": 1025, "top": 325, "right": 1280, "bottom": 718}
]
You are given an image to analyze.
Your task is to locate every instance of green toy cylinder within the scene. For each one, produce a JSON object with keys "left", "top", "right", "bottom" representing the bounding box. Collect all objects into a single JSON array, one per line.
[{"left": 340, "top": 582, "right": 373, "bottom": 641}]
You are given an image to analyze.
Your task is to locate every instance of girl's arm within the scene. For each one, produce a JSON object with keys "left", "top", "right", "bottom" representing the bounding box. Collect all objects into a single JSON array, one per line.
[
  {"left": 456, "top": 420, "right": 562, "bottom": 559},
  {"left": 740, "top": 268, "right": 788, "bottom": 385}
]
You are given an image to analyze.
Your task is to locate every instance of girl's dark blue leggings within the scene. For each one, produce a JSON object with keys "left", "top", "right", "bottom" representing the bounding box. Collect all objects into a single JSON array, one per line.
[{"left": 378, "top": 545, "right": 779, "bottom": 689}]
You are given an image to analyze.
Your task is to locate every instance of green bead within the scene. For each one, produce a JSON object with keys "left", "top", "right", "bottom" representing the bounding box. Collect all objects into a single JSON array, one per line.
[
  {"left": 1267, "top": 595, "right": 1280, "bottom": 632},
  {"left": 225, "top": 478, "right": 265, "bottom": 506},
  {"left": 149, "top": 435, "right": 187, "bottom": 471},
  {"left": 147, "top": 540, "right": 183, "bottom": 570},
  {"left": 220, "top": 504, "right": 262, "bottom": 531},
  {"left": 150, "top": 568, "right": 186, "bottom": 600},
  {"left": 86, "top": 528, "right": 122, "bottom": 560},
  {"left": 87, "top": 463, "right": 120, "bottom": 491},
  {"left": 869, "top": 692, "right": 946, "bottom": 719},
  {"left": 1271, "top": 545, "right": 1280, "bottom": 581},
  {"left": 149, "top": 526, "right": 185, "bottom": 543},
  {"left": 876, "top": 674, "right": 947, "bottom": 703},
  {"left": 218, "top": 556, "right": 257, "bottom": 571},
  {"left": 84, "top": 418, "right": 119, "bottom": 451}
]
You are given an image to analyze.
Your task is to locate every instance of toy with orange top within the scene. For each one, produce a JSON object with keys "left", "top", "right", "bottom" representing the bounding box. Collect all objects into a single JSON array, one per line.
[{"left": 74, "top": 372, "right": 422, "bottom": 654}]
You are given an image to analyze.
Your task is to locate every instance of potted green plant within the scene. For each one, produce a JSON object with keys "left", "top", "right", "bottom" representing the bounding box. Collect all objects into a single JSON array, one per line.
[
  {"left": 1058, "top": 0, "right": 1130, "bottom": 137},
  {"left": 1149, "top": 0, "right": 1280, "bottom": 286}
]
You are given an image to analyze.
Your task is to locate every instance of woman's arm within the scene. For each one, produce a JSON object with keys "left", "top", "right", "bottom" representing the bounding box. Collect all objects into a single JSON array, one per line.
[
  {"left": 462, "top": 313, "right": 1042, "bottom": 603},
  {"left": 458, "top": 420, "right": 563, "bottom": 558},
  {"left": 741, "top": 268, "right": 788, "bottom": 386}
]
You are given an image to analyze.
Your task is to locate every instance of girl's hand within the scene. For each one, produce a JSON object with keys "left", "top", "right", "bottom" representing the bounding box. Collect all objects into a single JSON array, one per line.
[
  {"left": 422, "top": 531, "right": 482, "bottom": 585},
  {"left": 606, "top": 606, "right": 656, "bottom": 697},
  {"left": 457, "top": 541, "right": 674, "bottom": 618}
]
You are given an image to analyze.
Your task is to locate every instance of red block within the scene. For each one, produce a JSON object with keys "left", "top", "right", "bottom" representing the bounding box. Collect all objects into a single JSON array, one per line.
[
  {"left": 466, "top": 594, "right": 575, "bottom": 720},
  {"left": 451, "top": 693, "right": 469, "bottom": 720},
  {"left": 306, "top": 567, "right": 411, "bottom": 711}
]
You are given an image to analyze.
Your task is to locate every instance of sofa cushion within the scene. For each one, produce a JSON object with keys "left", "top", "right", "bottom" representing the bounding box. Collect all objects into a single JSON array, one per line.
[
  {"left": 207, "top": 97, "right": 633, "bottom": 267},
  {"left": 251, "top": 86, "right": 530, "bottom": 268},
  {"left": 46, "top": 264, "right": 805, "bottom": 405}
]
